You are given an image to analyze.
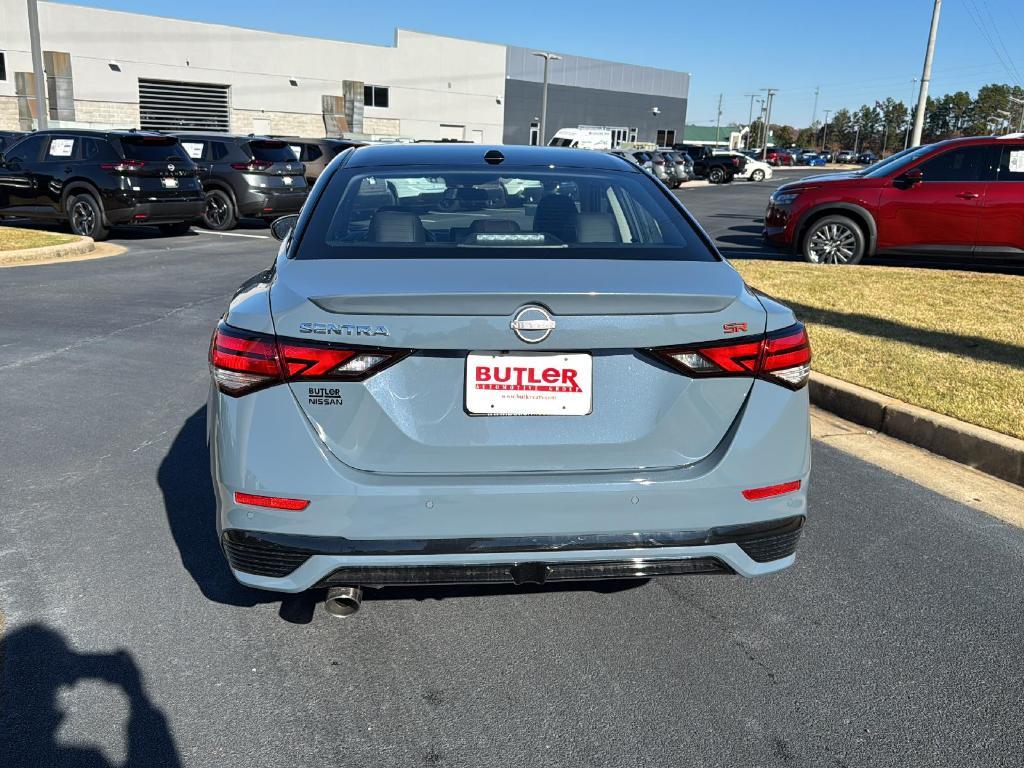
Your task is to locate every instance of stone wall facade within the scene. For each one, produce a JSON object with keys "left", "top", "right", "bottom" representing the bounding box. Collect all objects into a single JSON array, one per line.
[
  {"left": 72, "top": 100, "right": 140, "bottom": 129},
  {"left": 0, "top": 96, "right": 20, "bottom": 131},
  {"left": 231, "top": 109, "right": 325, "bottom": 137},
  {"left": 363, "top": 116, "right": 401, "bottom": 137}
]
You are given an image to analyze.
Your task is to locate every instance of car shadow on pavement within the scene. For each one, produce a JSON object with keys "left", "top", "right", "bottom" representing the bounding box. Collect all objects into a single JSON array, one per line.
[
  {"left": 157, "top": 406, "right": 318, "bottom": 624},
  {"left": 0, "top": 623, "right": 182, "bottom": 768}
]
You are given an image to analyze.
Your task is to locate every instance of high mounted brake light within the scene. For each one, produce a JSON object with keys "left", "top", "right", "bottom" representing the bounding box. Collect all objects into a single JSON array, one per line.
[
  {"left": 209, "top": 321, "right": 410, "bottom": 396},
  {"left": 644, "top": 322, "right": 811, "bottom": 390},
  {"left": 100, "top": 159, "right": 145, "bottom": 172},
  {"left": 231, "top": 160, "right": 273, "bottom": 172}
]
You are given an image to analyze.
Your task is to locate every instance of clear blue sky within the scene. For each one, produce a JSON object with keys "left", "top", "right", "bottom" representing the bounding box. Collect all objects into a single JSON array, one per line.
[{"left": 56, "top": 0, "right": 1024, "bottom": 127}]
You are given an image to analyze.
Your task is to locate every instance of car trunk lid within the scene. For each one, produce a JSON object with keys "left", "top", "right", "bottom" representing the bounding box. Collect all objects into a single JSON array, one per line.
[{"left": 269, "top": 257, "right": 766, "bottom": 475}]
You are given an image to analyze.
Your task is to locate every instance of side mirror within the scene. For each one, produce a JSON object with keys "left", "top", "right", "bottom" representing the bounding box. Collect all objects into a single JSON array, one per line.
[
  {"left": 897, "top": 168, "right": 924, "bottom": 186},
  {"left": 270, "top": 214, "right": 299, "bottom": 241}
]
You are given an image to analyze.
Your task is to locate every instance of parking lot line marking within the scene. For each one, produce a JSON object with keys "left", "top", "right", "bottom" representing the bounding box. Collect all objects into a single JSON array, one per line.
[{"left": 193, "top": 230, "right": 270, "bottom": 239}]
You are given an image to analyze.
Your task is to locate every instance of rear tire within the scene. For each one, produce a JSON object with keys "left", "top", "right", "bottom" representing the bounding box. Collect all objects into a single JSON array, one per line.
[
  {"left": 750, "top": 169, "right": 766, "bottom": 182},
  {"left": 802, "top": 215, "right": 865, "bottom": 265},
  {"left": 202, "top": 189, "right": 237, "bottom": 231},
  {"left": 158, "top": 222, "right": 192, "bottom": 236},
  {"left": 67, "top": 193, "right": 109, "bottom": 241},
  {"left": 708, "top": 167, "right": 726, "bottom": 184}
]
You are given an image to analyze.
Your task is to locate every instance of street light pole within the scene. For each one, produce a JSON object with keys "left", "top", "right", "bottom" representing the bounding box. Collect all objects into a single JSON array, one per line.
[
  {"left": 531, "top": 51, "right": 562, "bottom": 147},
  {"left": 911, "top": 0, "right": 942, "bottom": 147},
  {"left": 904, "top": 78, "right": 918, "bottom": 149},
  {"left": 760, "top": 88, "right": 777, "bottom": 162},
  {"left": 821, "top": 109, "right": 832, "bottom": 152},
  {"left": 27, "top": 0, "right": 48, "bottom": 129},
  {"left": 853, "top": 124, "right": 861, "bottom": 153}
]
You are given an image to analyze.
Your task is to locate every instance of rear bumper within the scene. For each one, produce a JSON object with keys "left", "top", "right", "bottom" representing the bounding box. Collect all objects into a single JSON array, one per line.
[
  {"left": 236, "top": 188, "right": 308, "bottom": 217},
  {"left": 222, "top": 515, "right": 803, "bottom": 588},
  {"left": 106, "top": 198, "right": 205, "bottom": 225}
]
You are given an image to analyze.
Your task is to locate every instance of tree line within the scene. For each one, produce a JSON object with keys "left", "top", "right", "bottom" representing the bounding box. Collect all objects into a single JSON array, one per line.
[{"left": 746, "top": 82, "right": 1024, "bottom": 154}]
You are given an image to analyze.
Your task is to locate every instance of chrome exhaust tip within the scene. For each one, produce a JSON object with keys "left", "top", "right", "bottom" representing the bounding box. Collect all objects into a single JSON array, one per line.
[{"left": 324, "top": 586, "right": 362, "bottom": 618}]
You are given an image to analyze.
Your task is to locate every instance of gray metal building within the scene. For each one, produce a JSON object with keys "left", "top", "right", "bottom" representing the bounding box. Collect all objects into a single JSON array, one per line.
[{"left": 503, "top": 46, "right": 689, "bottom": 146}]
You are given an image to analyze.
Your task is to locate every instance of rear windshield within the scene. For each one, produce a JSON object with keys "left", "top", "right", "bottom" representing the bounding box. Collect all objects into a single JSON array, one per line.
[
  {"left": 119, "top": 137, "right": 191, "bottom": 162},
  {"left": 295, "top": 167, "right": 715, "bottom": 261},
  {"left": 248, "top": 141, "right": 298, "bottom": 162},
  {"left": 548, "top": 138, "right": 575, "bottom": 147}
]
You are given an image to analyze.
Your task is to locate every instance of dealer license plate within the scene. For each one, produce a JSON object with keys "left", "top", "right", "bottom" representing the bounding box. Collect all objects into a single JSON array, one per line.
[{"left": 465, "top": 352, "right": 593, "bottom": 416}]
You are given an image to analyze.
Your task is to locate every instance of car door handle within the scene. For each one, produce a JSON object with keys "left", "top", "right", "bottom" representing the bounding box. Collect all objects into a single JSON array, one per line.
[
  {"left": 64, "top": 167, "right": 73, "bottom": 174},
  {"left": 955, "top": 191, "right": 980, "bottom": 200}
]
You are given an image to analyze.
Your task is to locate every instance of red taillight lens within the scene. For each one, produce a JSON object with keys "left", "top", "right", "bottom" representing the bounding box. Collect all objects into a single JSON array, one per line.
[
  {"left": 742, "top": 480, "right": 801, "bottom": 501},
  {"left": 100, "top": 159, "right": 145, "bottom": 172},
  {"left": 209, "top": 322, "right": 410, "bottom": 397},
  {"left": 645, "top": 322, "right": 811, "bottom": 389},
  {"left": 231, "top": 160, "right": 273, "bottom": 171},
  {"left": 234, "top": 491, "right": 309, "bottom": 511}
]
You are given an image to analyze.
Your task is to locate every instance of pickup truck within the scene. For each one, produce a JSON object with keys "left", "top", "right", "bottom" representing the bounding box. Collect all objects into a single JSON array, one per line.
[{"left": 672, "top": 143, "right": 746, "bottom": 183}]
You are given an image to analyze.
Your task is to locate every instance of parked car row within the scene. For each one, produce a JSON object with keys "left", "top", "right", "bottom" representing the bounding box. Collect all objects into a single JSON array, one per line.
[{"left": 0, "top": 129, "right": 363, "bottom": 239}]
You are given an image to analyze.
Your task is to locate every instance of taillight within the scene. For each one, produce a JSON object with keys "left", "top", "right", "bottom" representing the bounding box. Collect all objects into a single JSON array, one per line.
[
  {"left": 231, "top": 160, "right": 273, "bottom": 172},
  {"left": 209, "top": 321, "right": 410, "bottom": 396},
  {"left": 731, "top": 158, "right": 740, "bottom": 167},
  {"left": 100, "top": 159, "right": 145, "bottom": 173},
  {"left": 644, "top": 322, "right": 811, "bottom": 389}
]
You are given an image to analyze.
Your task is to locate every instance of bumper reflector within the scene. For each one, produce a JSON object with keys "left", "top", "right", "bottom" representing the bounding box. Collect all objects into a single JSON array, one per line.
[
  {"left": 742, "top": 480, "right": 802, "bottom": 501},
  {"left": 234, "top": 491, "right": 309, "bottom": 511}
]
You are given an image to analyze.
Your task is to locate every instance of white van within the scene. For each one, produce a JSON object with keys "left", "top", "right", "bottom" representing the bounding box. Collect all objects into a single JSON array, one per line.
[{"left": 547, "top": 128, "right": 613, "bottom": 150}]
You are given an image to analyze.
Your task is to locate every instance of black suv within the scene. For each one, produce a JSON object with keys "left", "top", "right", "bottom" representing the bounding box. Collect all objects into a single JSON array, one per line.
[
  {"left": 270, "top": 136, "right": 365, "bottom": 184},
  {"left": 0, "top": 129, "right": 203, "bottom": 240},
  {"left": 171, "top": 134, "right": 308, "bottom": 230}
]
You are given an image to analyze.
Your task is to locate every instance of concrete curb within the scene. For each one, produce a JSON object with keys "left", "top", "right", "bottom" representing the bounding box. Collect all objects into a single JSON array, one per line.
[
  {"left": 810, "top": 372, "right": 1024, "bottom": 488},
  {"left": 0, "top": 235, "right": 94, "bottom": 266}
]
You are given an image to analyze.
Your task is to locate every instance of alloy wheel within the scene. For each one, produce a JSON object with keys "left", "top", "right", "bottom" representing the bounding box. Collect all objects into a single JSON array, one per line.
[
  {"left": 71, "top": 200, "right": 95, "bottom": 236},
  {"left": 205, "top": 195, "right": 228, "bottom": 228},
  {"left": 807, "top": 223, "right": 858, "bottom": 264}
]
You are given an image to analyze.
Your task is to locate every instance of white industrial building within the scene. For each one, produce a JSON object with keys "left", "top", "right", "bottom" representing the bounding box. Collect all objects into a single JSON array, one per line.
[{"left": 0, "top": 0, "right": 689, "bottom": 144}]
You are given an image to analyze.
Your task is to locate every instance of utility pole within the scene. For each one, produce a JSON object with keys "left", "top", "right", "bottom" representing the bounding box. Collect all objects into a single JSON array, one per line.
[
  {"left": 531, "top": 51, "right": 562, "bottom": 146},
  {"left": 27, "top": 0, "right": 48, "bottom": 129},
  {"left": 904, "top": 78, "right": 918, "bottom": 149},
  {"left": 911, "top": 0, "right": 942, "bottom": 147},
  {"left": 1009, "top": 95, "right": 1024, "bottom": 133},
  {"left": 744, "top": 93, "right": 758, "bottom": 148},
  {"left": 821, "top": 109, "right": 832, "bottom": 152},
  {"left": 811, "top": 85, "right": 820, "bottom": 128},
  {"left": 714, "top": 93, "right": 723, "bottom": 147},
  {"left": 760, "top": 88, "right": 777, "bottom": 162}
]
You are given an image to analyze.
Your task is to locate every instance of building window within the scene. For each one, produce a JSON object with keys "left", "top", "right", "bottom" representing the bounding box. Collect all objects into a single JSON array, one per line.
[
  {"left": 0, "top": 52, "right": 7, "bottom": 82},
  {"left": 629, "top": 128, "right": 638, "bottom": 142},
  {"left": 529, "top": 121, "right": 539, "bottom": 146},
  {"left": 363, "top": 85, "right": 389, "bottom": 108}
]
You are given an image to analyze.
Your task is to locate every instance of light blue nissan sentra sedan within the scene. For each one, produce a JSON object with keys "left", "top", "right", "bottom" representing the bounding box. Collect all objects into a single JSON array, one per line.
[{"left": 208, "top": 143, "right": 811, "bottom": 617}]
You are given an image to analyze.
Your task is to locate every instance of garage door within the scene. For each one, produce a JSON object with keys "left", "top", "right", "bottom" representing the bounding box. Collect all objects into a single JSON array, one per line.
[{"left": 139, "top": 79, "right": 231, "bottom": 132}]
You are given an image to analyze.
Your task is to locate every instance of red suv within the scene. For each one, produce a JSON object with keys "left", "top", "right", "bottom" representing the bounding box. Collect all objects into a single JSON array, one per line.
[
  {"left": 764, "top": 135, "right": 1024, "bottom": 263},
  {"left": 764, "top": 148, "right": 795, "bottom": 167}
]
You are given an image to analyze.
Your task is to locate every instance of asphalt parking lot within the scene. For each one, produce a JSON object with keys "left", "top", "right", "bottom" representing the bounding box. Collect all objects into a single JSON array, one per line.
[{"left": 2, "top": 173, "right": 1024, "bottom": 767}]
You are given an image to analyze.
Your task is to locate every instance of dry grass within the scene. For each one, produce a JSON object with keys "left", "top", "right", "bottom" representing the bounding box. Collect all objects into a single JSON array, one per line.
[
  {"left": 733, "top": 260, "right": 1024, "bottom": 440},
  {"left": 0, "top": 225, "right": 78, "bottom": 252}
]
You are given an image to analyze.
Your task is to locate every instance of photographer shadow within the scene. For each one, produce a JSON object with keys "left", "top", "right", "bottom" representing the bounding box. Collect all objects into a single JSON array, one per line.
[{"left": 0, "top": 623, "right": 181, "bottom": 768}]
